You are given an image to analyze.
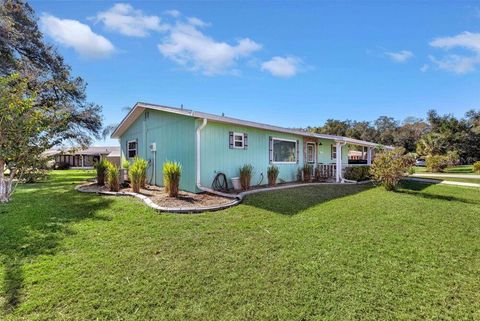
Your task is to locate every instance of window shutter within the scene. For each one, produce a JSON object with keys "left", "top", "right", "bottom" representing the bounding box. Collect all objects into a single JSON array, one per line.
[
  {"left": 296, "top": 140, "right": 300, "bottom": 164},
  {"left": 126, "top": 140, "right": 129, "bottom": 158},
  {"left": 135, "top": 138, "right": 138, "bottom": 158},
  {"left": 269, "top": 136, "right": 273, "bottom": 163},
  {"left": 229, "top": 131, "right": 234, "bottom": 149},
  {"left": 244, "top": 133, "right": 248, "bottom": 149}
]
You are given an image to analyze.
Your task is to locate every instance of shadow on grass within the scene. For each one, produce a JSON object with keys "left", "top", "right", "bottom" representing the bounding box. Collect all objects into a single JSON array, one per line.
[
  {"left": 243, "top": 183, "right": 373, "bottom": 215},
  {"left": 0, "top": 171, "right": 113, "bottom": 314},
  {"left": 395, "top": 181, "right": 480, "bottom": 205}
]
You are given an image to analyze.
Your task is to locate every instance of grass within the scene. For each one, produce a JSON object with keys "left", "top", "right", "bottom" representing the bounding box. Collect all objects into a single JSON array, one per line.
[
  {"left": 413, "top": 165, "right": 475, "bottom": 174},
  {"left": 413, "top": 176, "right": 480, "bottom": 184},
  {"left": 1, "top": 170, "right": 480, "bottom": 320}
]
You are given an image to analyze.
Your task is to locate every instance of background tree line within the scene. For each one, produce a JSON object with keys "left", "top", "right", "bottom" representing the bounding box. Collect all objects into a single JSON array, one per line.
[{"left": 306, "top": 110, "right": 480, "bottom": 164}]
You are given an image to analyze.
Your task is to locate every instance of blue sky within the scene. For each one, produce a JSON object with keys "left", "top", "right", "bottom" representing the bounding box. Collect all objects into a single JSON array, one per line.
[{"left": 31, "top": 1, "right": 480, "bottom": 146}]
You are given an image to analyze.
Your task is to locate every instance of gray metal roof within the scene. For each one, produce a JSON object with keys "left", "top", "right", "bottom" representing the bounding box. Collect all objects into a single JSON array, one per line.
[{"left": 111, "top": 102, "right": 390, "bottom": 148}]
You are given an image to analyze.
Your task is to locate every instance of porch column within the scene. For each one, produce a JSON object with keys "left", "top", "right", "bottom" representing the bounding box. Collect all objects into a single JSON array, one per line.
[
  {"left": 367, "top": 147, "right": 373, "bottom": 165},
  {"left": 80, "top": 155, "right": 84, "bottom": 168},
  {"left": 335, "top": 142, "right": 342, "bottom": 183}
]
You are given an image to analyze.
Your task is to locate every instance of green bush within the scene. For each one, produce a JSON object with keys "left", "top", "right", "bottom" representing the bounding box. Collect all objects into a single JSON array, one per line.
[
  {"left": 267, "top": 165, "right": 279, "bottom": 186},
  {"left": 474, "top": 161, "right": 480, "bottom": 173},
  {"left": 370, "top": 148, "right": 415, "bottom": 191},
  {"left": 95, "top": 159, "right": 109, "bottom": 186},
  {"left": 426, "top": 155, "right": 449, "bottom": 173},
  {"left": 163, "top": 161, "right": 182, "bottom": 197},
  {"left": 302, "top": 164, "right": 313, "bottom": 182},
  {"left": 105, "top": 161, "right": 120, "bottom": 192},
  {"left": 239, "top": 164, "right": 253, "bottom": 191},
  {"left": 344, "top": 166, "right": 371, "bottom": 181},
  {"left": 121, "top": 159, "right": 130, "bottom": 169},
  {"left": 129, "top": 157, "right": 148, "bottom": 193}
]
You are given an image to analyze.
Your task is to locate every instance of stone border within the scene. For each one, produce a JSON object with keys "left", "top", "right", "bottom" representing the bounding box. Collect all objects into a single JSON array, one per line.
[
  {"left": 75, "top": 183, "right": 242, "bottom": 214},
  {"left": 76, "top": 179, "right": 370, "bottom": 214}
]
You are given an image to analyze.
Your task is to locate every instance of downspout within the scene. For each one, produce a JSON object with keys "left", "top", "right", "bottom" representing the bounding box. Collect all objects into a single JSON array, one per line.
[
  {"left": 336, "top": 141, "right": 351, "bottom": 183},
  {"left": 195, "top": 118, "right": 239, "bottom": 199}
]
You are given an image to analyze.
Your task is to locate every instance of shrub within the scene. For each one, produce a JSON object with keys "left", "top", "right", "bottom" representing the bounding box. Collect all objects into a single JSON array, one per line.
[
  {"left": 105, "top": 161, "right": 120, "bottom": 192},
  {"left": 344, "top": 166, "right": 371, "bottom": 181},
  {"left": 54, "top": 161, "right": 70, "bottom": 170},
  {"left": 95, "top": 159, "right": 109, "bottom": 186},
  {"left": 474, "top": 161, "right": 480, "bottom": 173},
  {"left": 129, "top": 157, "right": 148, "bottom": 193},
  {"left": 426, "top": 155, "right": 449, "bottom": 173},
  {"left": 267, "top": 165, "right": 279, "bottom": 186},
  {"left": 22, "top": 168, "right": 48, "bottom": 183},
  {"left": 302, "top": 164, "right": 313, "bottom": 182},
  {"left": 121, "top": 159, "right": 130, "bottom": 169},
  {"left": 370, "top": 148, "right": 415, "bottom": 191},
  {"left": 239, "top": 164, "right": 253, "bottom": 190},
  {"left": 163, "top": 161, "right": 182, "bottom": 197}
]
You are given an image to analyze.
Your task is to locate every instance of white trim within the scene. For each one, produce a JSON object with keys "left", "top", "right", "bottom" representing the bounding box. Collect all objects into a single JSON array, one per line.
[
  {"left": 233, "top": 132, "right": 245, "bottom": 149},
  {"left": 127, "top": 140, "right": 137, "bottom": 159},
  {"left": 110, "top": 102, "right": 393, "bottom": 150},
  {"left": 271, "top": 137, "right": 297, "bottom": 164}
]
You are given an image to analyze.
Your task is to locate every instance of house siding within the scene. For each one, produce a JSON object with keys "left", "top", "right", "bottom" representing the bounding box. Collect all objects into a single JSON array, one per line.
[{"left": 199, "top": 120, "right": 305, "bottom": 189}]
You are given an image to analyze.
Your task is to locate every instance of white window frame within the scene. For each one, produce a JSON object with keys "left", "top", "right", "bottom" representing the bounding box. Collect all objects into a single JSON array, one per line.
[
  {"left": 306, "top": 142, "right": 316, "bottom": 164},
  {"left": 233, "top": 132, "right": 245, "bottom": 149},
  {"left": 127, "top": 140, "right": 137, "bottom": 159},
  {"left": 331, "top": 144, "right": 337, "bottom": 160},
  {"left": 271, "top": 137, "right": 297, "bottom": 164}
]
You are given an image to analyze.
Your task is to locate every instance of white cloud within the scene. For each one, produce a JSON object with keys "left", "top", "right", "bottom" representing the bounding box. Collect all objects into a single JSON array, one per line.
[
  {"left": 164, "top": 9, "right": 181, "bottom": 18},
  {"left": 261, "top": 56, "right": 303, "bottom": 78},
  {"left": 40, "top": 14, "right": 114, "bottom": 58},
  {"left": 429, "top": 32, "right": 480, "bottom": 74},
  {"left": 385, "top": 50, "right": 414, "bottom": 63},
  {"left": 95, "top": 3, "right": 166, "bottom": 37},
  {"left": 158, "top": 20, "right": 262, "bottom": 75},
  {"left": 420, "top": 64, "right": 429, "bottom": 72}
]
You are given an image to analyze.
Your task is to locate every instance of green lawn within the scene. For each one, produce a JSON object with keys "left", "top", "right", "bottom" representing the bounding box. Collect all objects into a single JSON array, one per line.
[
  {"left": 413, "top": 165, "right": 475, "bottom": 174},
  {"left": 1, "top": 170, "right": 480, "bottom": 320},
  {"left": 413, "top": 176, "right": 480, "bottom": 184}
]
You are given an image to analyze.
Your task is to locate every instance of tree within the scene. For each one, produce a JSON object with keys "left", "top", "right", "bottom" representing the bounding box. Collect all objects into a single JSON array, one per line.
[
  {"left": 394, "top": 118, "right": 428, "bottom": 153},
  {"left": 370, "top": 148, "right": 415, "bottom": 191},
  {"left": 374, "top": 116, "right": 398, "bottom": 146},
  {"left": 309, "top": 119, "right": 352, "bottom": 136},
  {"left": 0, "top": 1, "right": 102, "bottom": 202}
]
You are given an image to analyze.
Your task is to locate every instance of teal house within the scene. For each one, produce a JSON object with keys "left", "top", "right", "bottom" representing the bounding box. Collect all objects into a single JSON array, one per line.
[{"left": 111, "top": 102, "right": 382, "bottom": 193}]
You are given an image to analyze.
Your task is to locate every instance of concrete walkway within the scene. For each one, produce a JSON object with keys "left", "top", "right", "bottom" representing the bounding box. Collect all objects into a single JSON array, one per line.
[
  {"left": 405, "top": 177, "right": 480, "bottom": 188},
  {"left": 411, "top": 173, "right": 480, "bottom": 179}
]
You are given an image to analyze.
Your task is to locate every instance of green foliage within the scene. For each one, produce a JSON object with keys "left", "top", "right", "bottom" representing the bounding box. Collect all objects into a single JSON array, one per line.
[
  {"left": 267, "top": 165, "right": 279, "bottom": 186},
  {"left": 129, "top": 157, "right": 148, "bottom": 193},
  {"left": 94, "top": 159, "right": 109, "bottom": 186},
  {"left": 370, "top": 148, "right": 415, "bottom": 191},
  {"left": 425, "top": 152, "right": 459, "bottom": 173},
  {"left": 474, "top": 161, "right": 480, "bottom": 173},
  {"left": 105, "top": 161, "right": 120, "bottom": 192},
  {"left": 54, "top": 161, "right": 71, "bottom": 170},
  {"left": 239, "top": 164, "right": 253, "bottom": 190},
  {"left": 302, "top": 164, "right": 313, "bottom": 182},
  {"left": 344, "top": 166, "right": 371, "bottom": 181},
  {"left": 121, "top": 159, "right": 130, "bottom": 169},
  {"left": 163, "top": 161, "right": 182, "bottom": 197}
]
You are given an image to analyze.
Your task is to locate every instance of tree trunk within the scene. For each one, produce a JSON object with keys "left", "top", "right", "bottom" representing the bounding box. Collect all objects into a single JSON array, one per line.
[{"left": 0, "top": 159, "right": 13, "bottom": 203}]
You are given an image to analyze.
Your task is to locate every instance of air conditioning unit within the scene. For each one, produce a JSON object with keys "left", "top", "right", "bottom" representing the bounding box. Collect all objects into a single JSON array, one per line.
[{"left": 149, "top": 143, "right": 156, "bottom": 152}]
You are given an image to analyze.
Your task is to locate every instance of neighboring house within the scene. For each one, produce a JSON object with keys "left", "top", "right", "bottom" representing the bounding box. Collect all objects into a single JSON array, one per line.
[
  {"left": 111, "top": 102, "right": 387, "bottom": 193},
  {"left": 44, "top": 146, "right": 120, "bottom": 168}
]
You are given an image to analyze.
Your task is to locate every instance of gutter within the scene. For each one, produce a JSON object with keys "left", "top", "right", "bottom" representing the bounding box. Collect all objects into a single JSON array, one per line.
[{"left": 195, "top": 118, "right": 241, "bottom": 200}]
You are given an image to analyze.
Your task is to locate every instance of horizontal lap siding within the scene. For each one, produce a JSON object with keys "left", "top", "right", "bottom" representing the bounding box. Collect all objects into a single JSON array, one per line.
[
  {"left": 200, "top": 121, "right": 304, "bottom": 189},
  {"left": 317, "top": 138, "right": 349, "bottom": 166}
]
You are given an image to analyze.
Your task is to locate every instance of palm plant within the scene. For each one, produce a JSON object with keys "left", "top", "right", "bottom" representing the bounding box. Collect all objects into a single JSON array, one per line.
[
  {"left": 95, "top": 159, "right": 109, "bottom": 186},
  {"left": 239, "top": 164, "right": 253, "bottom": 190},
  {"left": 105, "top": 161, "right": 120, "bottom": 192},
  {"left": 163, "top": 161, "right": 182, "bottom": 197},
  {"left": 267, "top": 165, "right": 279, "bottom": 186}
]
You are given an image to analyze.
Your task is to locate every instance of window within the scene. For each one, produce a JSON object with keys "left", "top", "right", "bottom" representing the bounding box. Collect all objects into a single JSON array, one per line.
[
  {"left": 331, "top": 144, "right": 337, "bottom": 160},
  {"left": 128, "top": 140, "right": 137, "bottom": 158},
  {"left": 233, "top": 132, "right": 244, "bottom": 149},
  {"left": 306, "top": 143, "right": 315, "bottom": 164},
  {"left": 272, "top": 138, "right": 297, "bottom": 163}
]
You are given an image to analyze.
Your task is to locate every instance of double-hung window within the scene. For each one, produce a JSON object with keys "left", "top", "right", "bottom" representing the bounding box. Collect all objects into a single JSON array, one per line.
[
  {"left": 272, "top": 138, "right": 297, "bottom": 163},
  {"left": 128, "top": 140, "right": 137, "bottom": 158},
  {"left": 331, "top": 144, "right": 337, "bottom": 160},
  {"left": 233, "top": 132, "right": 245, "bottom": 149}
]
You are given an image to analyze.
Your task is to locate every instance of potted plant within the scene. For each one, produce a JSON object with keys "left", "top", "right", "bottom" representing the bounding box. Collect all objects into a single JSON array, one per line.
[
  {"left": 267, "top": 165, "right": 279, "bottom": 186},
  {"left": 239, "top": 164, "right": 253, "bottom": 191}
]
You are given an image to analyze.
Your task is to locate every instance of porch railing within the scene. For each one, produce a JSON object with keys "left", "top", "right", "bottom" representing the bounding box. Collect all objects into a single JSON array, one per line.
[{"left": 316, "top": 164, "right": 336, "bottom": 179}]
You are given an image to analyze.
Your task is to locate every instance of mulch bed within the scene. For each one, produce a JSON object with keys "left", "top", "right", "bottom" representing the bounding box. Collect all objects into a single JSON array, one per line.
[{"left": 79, "top": 183, "right": 234, "bottom": 209}]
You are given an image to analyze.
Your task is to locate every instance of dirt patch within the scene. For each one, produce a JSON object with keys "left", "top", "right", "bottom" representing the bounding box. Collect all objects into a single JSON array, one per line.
[{"left": 78, "top": 183, "right": 234, "bottom": 208}]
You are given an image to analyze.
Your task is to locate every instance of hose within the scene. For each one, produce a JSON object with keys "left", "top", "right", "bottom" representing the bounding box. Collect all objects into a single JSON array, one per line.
[{"left": 212, "top": 172, "right": 228, "bottom": 192}]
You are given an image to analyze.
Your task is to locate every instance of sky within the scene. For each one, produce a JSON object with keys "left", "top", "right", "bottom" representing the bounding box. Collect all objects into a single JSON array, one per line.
[{"left": 30, "top": 0, "right": 480, "bottom": 146}]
